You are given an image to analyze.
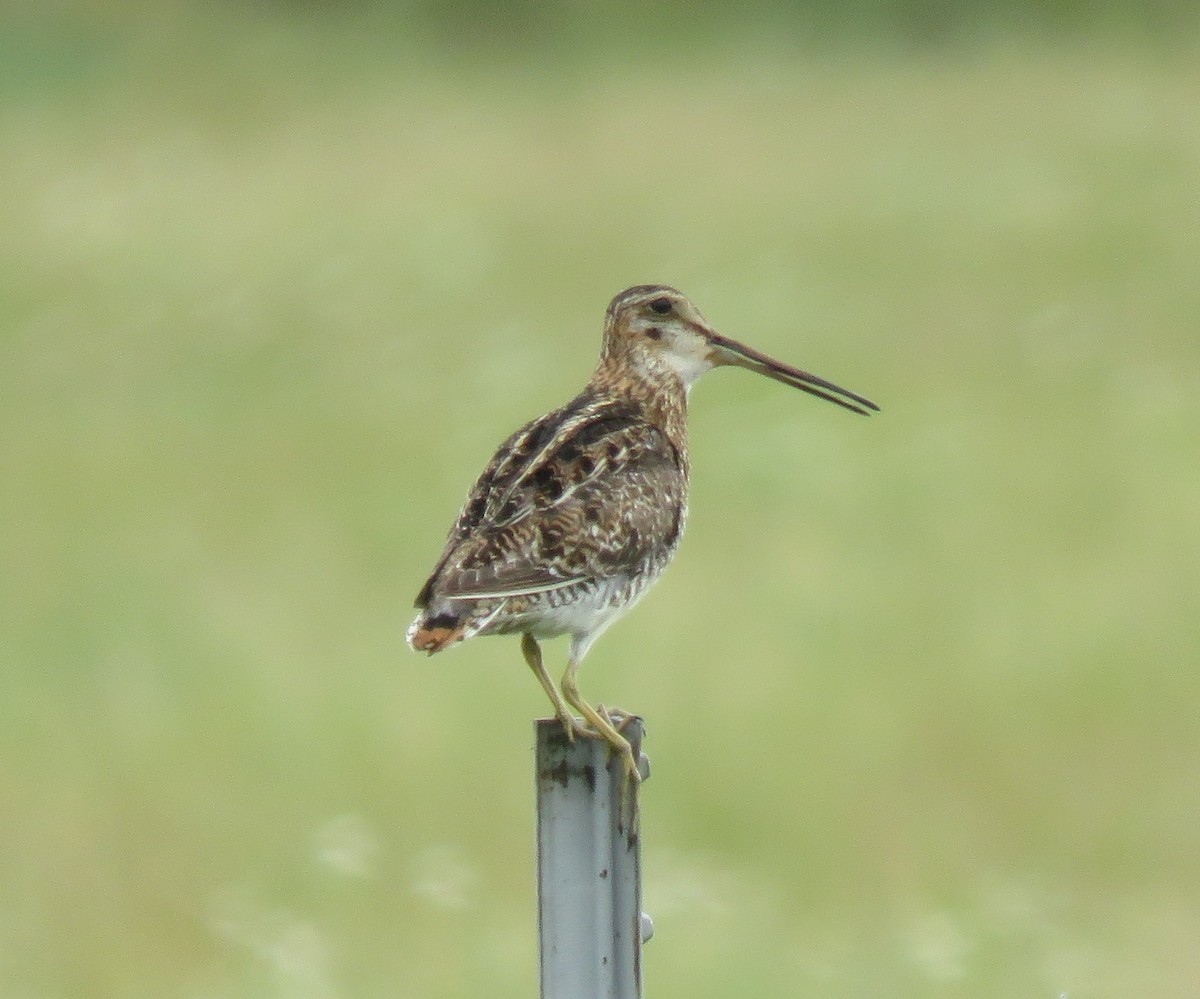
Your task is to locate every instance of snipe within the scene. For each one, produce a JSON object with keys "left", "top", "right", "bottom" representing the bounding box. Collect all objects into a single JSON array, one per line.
[{"left": 408, "top": 285, "right": 878, "bottom": 784}]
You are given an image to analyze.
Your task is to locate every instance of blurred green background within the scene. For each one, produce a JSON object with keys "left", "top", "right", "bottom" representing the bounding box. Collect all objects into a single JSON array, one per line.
[{"left": 3, "top": 2, "right": 1199, "bottom": 996}]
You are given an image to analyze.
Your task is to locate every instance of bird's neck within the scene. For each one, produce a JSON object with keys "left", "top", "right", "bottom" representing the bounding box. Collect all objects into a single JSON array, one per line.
[{"left": 589, "top": 358, "right": 691, "bottom": 468}]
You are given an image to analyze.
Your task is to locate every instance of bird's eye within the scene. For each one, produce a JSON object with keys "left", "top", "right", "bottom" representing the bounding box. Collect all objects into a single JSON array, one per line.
[{"left": 649, "top": 297, "right": 673, "bottom": 315}]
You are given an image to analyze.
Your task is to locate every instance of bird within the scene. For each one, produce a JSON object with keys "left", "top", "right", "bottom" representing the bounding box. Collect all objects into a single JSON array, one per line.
[{"left": 407, "top": 285, "right": 878, "bottom": 785}]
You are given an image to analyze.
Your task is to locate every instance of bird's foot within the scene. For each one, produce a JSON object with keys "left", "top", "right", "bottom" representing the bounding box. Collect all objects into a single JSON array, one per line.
[
  {"left": 552, "top": 711, "right": 593, "bottom": 743},
  {"left": 618, "top": 742, "right": 641, "bottom": 786},
  {"left": 615, "top": 740, "right": 642, "bottom": 838},
  {"left": 596, "top": 703, "right": 641, "bottom": 735}
]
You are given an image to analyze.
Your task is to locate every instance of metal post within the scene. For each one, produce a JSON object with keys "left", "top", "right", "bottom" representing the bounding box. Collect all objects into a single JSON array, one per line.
[{"left": 535, "top": 718, "right": 653, "bottom": 999}]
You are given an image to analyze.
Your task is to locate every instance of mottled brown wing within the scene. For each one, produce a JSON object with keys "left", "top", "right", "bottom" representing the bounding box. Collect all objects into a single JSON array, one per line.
[
  {"left": 414, "top": 394, "right": 684, "bottom": 607},
  {"left": 412, "top": 420, "right": 534, "bottom": 609}
]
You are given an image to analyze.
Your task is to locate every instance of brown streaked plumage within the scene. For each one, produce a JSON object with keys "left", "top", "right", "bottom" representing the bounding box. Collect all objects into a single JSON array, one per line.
[{"left": 408, "top": 285, "right": 878, "bottom": 783}]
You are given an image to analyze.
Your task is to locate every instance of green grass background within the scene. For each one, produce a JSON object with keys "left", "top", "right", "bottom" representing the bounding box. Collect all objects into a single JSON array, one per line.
[{"left": 2, "top": 4, "right": 1199, "bottom": 996}]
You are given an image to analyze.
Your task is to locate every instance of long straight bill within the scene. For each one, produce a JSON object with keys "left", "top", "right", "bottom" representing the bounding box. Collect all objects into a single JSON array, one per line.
[{"left": 707, "top": 333, "right": 880, "bottom": 415}]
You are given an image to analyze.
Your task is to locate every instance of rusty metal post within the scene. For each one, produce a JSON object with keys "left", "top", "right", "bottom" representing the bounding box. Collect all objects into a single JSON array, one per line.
[{"left": 535, "top": 718, "right": 652, "bottom": 999}]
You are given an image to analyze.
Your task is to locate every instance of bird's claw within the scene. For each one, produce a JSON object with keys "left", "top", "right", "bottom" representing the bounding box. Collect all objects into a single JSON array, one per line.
[{"left": 554, "top": 713, "right": 594, "bottom": 743}]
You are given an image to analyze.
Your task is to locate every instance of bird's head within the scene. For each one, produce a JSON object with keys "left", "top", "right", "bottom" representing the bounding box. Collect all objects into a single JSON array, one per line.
[{"left": 600, "top": 285, "right": 879, "bottom": 415}]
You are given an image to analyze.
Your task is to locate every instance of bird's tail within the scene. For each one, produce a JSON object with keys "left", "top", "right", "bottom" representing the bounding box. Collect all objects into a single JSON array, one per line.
[
  {"left": 406, "top": 612, "right": 466, "bottom": 654},
  {"left": 407, "top": 597, "right": 510, "bottom": 655}
]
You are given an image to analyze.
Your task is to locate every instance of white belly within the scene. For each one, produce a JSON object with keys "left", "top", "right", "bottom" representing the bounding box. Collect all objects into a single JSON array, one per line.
[{"left": 526, "top": 559, "right": 663, "bottom": 656}]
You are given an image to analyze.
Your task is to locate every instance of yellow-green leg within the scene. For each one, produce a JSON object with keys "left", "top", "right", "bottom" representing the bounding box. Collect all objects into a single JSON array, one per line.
[
  {"left": 522, "top": 633, "right": 588, "bottom": 741},
  {"left": 560, "top": 657, "right": 641, "bottom": 788}
]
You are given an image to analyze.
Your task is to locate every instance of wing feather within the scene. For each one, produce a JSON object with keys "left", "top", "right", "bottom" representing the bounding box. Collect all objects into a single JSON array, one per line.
[{"left": 414, "top": 390, "right": 685, "bottom": 609}]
